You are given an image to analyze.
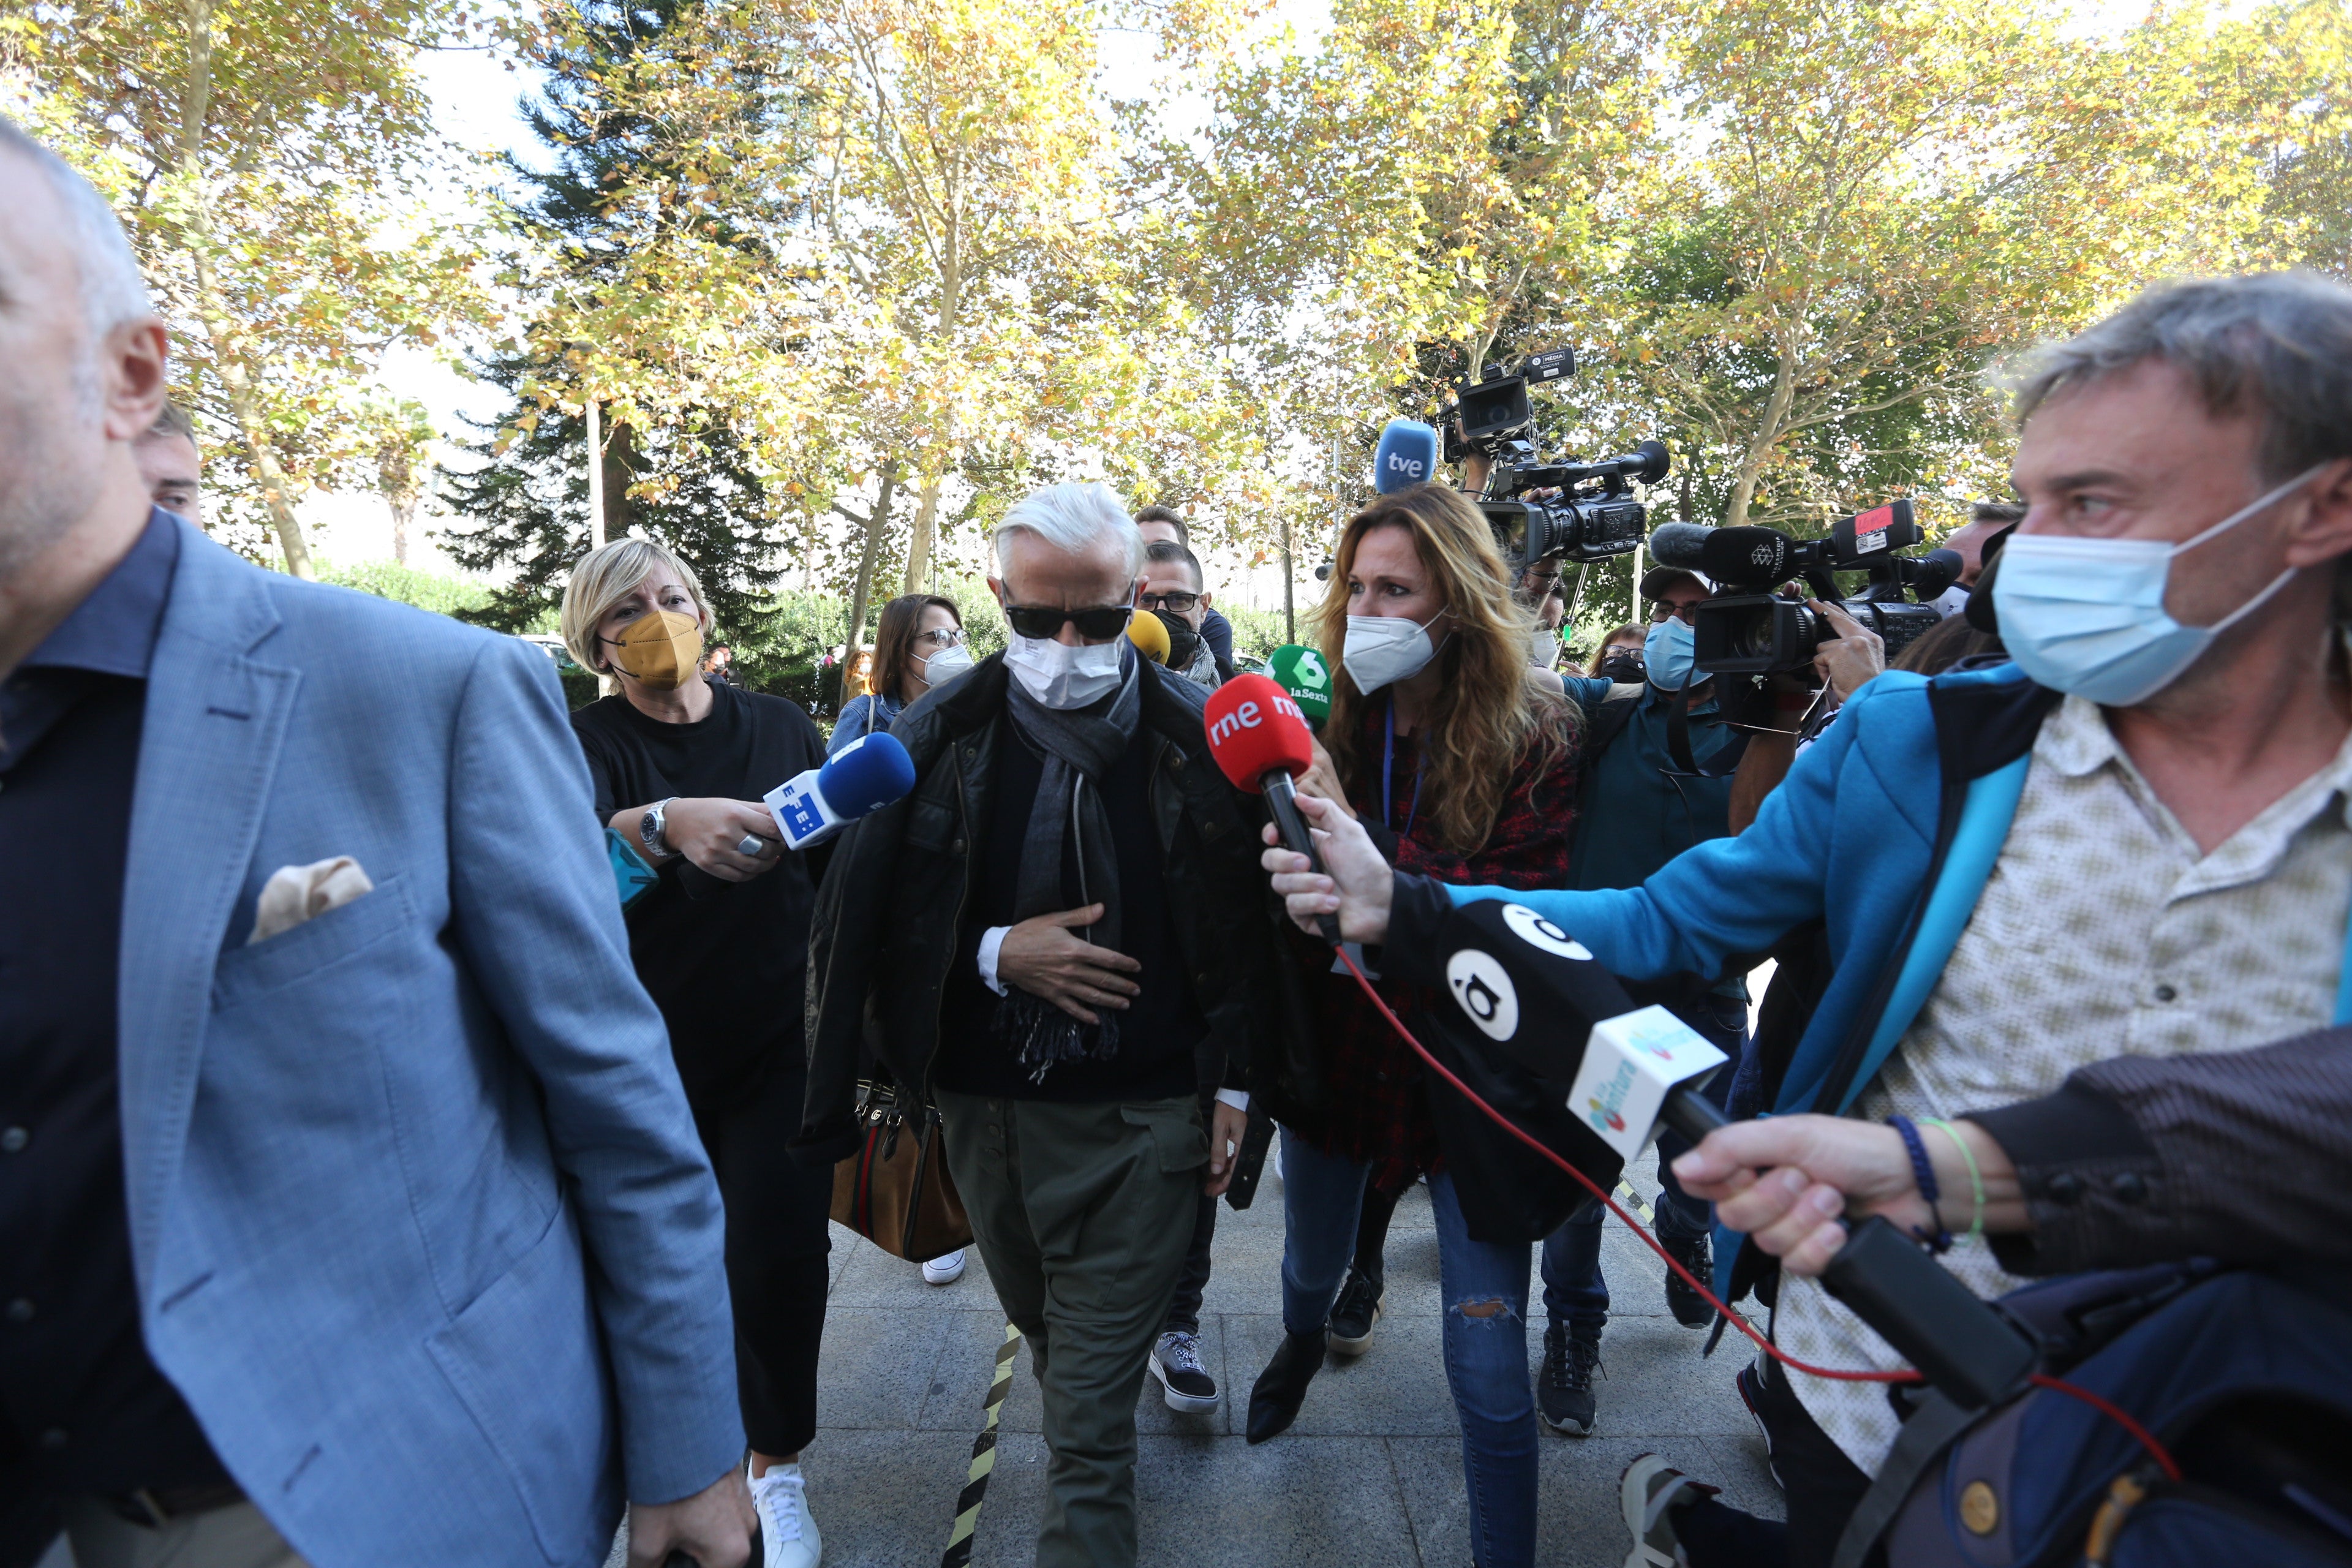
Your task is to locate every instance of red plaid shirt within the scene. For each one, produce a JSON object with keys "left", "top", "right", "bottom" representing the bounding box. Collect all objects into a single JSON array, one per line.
[{"left": 1305, "top": 708, "right": 1580, "bottom": 1190}]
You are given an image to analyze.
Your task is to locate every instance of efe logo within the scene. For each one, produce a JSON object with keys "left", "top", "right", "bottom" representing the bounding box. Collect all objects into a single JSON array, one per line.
[{"left": 1444, "top": 949, "right": 1519, "bottom": 1042}]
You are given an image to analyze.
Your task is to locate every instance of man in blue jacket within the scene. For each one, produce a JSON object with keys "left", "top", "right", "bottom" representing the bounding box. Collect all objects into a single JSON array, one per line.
[
  {"left": 0, "top": 122, "right": 749, "bottom": 1568},
  {"left": 1262, "top": 271, "right": 2352, "bottom": 1566}
]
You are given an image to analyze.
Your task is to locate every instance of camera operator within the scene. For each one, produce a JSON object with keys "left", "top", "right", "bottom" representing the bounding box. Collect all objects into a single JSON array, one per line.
[
  {"left": 1261, "top": 272, "right": 2352, "bottom": 1567},
  {"left": 1522, "top": 563, "right": 1754, "bottom": 1437}
]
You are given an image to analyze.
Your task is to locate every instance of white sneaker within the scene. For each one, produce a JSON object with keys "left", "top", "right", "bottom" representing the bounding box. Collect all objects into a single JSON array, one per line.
[
  {"left": 1148, "top": 1330, "right": 1220, "bottom": 1414},
  {"left": 749, "top": 1461, "right": 821, "bottom": 1568},
  {"left": 922, "top": 1250, "right": 966, "bottom": 1286}
]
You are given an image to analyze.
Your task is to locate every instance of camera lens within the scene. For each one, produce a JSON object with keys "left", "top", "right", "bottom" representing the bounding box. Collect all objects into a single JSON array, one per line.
[{"left": 1726, "top": 605, "right": 1776, "bottom": 662}]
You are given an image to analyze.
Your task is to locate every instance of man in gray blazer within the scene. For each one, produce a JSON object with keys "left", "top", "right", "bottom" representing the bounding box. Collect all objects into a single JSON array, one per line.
[{"left": 0, "top": 124, "right": 754, "bottom": 1568}]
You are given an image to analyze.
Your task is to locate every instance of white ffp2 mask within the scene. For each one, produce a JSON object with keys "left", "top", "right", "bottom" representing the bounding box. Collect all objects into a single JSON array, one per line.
[
  {"left": 1343, "top": 611, "right": 1446, "bottom": 693},
  {"left": 1004, "top": 633, "right": 1124, "bottom": 709}
]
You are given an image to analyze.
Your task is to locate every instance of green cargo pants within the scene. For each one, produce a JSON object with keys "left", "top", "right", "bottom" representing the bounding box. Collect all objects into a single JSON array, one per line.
[{"left": 935, "top": 1090, "right": 1207, "bottom": 1568}]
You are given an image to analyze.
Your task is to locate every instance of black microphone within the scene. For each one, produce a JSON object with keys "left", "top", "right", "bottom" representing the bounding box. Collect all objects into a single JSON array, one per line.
[
  {"left": 1644, "top": 521, "right": 1716, "bottom": 573},
  {"left": 1422, "top": 899, "right": 2038, "bottom": 1410},
  {"left": 1698, "top": 526, "right": 1794, "bottom": 584}
]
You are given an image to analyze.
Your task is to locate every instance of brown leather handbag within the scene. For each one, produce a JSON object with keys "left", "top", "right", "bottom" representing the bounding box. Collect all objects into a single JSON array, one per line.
[{"left": 830, "top": 1079, "right": 972, "bottom": 1260}]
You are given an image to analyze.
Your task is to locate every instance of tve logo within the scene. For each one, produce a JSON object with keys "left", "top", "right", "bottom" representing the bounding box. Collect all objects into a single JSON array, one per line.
[{"left": 1384, "top": 450, "right": 1427, "bottom": 481}]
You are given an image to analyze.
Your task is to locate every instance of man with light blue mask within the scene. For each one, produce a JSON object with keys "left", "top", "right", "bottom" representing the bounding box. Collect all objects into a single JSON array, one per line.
[
  {"left": 1528, "top": 561, "right": 1755, "bottom": 1435},
  {"left": 1259, "top": 271, "right": 2352, "bottom": 1566}
]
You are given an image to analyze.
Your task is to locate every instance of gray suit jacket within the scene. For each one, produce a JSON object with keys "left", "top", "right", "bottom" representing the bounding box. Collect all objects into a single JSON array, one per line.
[{"left": 120, "top": 521, "right": 739, "bottom": 1566}]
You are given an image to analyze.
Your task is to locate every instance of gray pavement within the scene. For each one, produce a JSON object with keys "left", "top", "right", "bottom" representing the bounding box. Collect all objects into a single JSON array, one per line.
[{"left": 800, "top": 1144, "right": 1784, "bottom": 1567}]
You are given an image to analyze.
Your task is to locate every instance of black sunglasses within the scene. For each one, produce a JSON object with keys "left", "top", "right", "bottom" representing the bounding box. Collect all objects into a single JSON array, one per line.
[
  {"left": 1004, "top": 603, "right": 1134, "bottom": 641},
  {"left": 1137, "top": 590, "right": 1200, "bottom": 614}
]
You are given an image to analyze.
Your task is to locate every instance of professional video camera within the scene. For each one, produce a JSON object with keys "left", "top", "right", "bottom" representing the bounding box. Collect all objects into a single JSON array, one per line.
[
  {"left": 1675, "top": 500, "right": 1960, "bottom": 679},
  {"left": 1436, "top": 347, "right": 1668, "bottom": 571}
]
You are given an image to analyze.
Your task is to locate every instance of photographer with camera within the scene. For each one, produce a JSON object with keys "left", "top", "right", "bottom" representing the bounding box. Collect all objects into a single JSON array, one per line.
[
  {"left": 1517, "top": 561, "right": 1757, "bottom": 1437},
  {"left": 1262, "top": 273, "right": 2352, "bottom": 1567}
]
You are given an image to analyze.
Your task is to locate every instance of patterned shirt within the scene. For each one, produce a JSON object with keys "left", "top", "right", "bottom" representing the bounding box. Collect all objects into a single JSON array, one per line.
[{"left": 1778, "top": 693, "right": 2352, "bottom": 1471}]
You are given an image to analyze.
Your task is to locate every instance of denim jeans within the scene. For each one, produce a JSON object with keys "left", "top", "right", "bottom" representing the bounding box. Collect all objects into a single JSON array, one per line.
[
  {"left": 1280, "top": 1129, "right": 1539, "bottom": 1567},
  {"left": 1540, "top": 985, "right": 1746, "bottom": 1335}
]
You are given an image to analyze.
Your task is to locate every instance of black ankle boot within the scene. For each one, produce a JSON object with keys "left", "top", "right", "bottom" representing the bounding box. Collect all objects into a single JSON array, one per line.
[{"left": 1246, "top": 1330, "right": 1326, "bottom": 1444}]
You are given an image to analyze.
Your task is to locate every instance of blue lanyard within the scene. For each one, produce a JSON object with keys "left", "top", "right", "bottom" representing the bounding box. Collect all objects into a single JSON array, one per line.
[{"left": 1382, "top": 698, "right": 1422, "bottom": 838}]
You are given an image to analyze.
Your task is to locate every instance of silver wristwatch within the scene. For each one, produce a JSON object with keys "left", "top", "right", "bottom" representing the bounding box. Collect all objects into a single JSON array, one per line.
[{"left": 639, "top": 796, "right": 676, "bottom": 858}]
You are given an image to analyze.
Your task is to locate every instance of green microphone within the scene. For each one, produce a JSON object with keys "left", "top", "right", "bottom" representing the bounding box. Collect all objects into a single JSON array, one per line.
[{"left": 1267, "top": 644, "right": 1334, "bottom": 728}]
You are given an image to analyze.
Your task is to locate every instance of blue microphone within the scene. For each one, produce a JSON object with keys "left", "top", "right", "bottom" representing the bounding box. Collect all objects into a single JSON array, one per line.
[
  {"left": 1373, "top": 419, "right": 1442, "bottom": 494},
  {"left": 764, "top": 731, "right": 918, "bottom": 850}
]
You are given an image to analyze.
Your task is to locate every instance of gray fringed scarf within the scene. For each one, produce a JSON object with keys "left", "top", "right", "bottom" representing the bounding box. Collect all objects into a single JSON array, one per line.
[{"left": 995, "top": 645, "right": 1145, "bottom": 1079}]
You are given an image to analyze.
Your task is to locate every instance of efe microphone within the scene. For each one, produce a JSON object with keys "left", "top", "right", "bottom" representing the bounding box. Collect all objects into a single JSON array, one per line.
[
  {"left": 764, "top": 730, "right": 918, "bottom": 851},
  {"left": 1202, "top": 674, "right": 1342, "bottom": 944},
  {"left": 1426, "top": 898, "right": 2039, "bottom": 1411}
]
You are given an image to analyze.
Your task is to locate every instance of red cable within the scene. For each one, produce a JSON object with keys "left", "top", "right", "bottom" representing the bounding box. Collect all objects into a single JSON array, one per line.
[{"left": 1333, "top": 946, "right": 2182, "bottom": 1479}]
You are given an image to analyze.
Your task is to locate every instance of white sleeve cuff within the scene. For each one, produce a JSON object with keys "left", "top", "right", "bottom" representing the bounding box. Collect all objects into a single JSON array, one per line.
[
  {"left": 978, "top": 925, "right": 1012, "bottom": 997},
  {"left": 1213, "top": 1087, "right": 1250, "bottom": 1112}
]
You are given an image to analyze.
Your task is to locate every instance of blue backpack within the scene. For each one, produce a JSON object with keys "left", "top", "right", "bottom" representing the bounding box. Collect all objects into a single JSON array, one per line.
[{"left": 1834, "top": 1265, "right": 2352, "bottom": 1568}]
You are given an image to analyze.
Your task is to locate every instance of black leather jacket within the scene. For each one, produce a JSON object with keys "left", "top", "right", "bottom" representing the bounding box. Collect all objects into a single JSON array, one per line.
[{"left": 795, "top": 655, "right": 1319, "bottom": 1197}]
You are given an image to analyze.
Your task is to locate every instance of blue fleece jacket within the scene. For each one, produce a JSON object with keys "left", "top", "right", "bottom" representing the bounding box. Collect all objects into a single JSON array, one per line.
[{"left": 1441, "top": 660, "right": 2066, "bottom": 1123}]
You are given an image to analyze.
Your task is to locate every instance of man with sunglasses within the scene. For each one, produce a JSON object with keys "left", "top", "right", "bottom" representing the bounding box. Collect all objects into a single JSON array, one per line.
[
  {"left": 1134, "top": 506, "right": 1237, "bottom": 673},
  {"left": 1139, "top": 540, "right": 1230, "bottom": 688},
  {"left": 799, "top": 483, "right": 1306, "bottom": 1568},
  {"left": 1528, "top": 562, "right": 1755, "bottom": 1436}
]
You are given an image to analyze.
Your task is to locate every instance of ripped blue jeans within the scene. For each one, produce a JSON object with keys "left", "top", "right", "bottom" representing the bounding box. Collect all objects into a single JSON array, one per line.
[{"left": 1278, "top": 1129, "right": 1537, "bottom": 1567}]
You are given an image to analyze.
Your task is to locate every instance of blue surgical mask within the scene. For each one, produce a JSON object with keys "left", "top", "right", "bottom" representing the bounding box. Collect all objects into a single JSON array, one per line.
[
  {"left": 1993, "top": 465, "right": 2324, "bottom": 706},
  {"left": 1644, "top": 616, "right": 1695, "bottom": 692}
]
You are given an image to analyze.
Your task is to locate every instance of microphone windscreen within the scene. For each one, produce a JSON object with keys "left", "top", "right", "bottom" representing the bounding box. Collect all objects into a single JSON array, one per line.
[
  {"left": 1700, "top": 526, "right": 1792, "bottom": 584},
  {"left": 816, "top": 731, "right": 916, "bottom": 819},
  {"left": 1429, "top": 898, "right": 1728, "bottom": 1162},
  {"left": 1126, "top": 609, "right": 1170, "bottom": 664},
  {"left": 1373, "top": 419, "right": 1442, "bottom": 494},
  {"left": 1645, "top": 521, "right": 1714, "bottom": 571},
  {"left": 1202, "top": 673, "right": 1314, "bottom": 794},
  {"left": 1265, "top": 644, "right": 1334, "bottom": 725}
]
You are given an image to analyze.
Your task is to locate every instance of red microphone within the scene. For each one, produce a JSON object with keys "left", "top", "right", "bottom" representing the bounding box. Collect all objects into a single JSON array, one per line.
[{"left": 1203, "top": 674, "right": 1342, "bottom": 944}]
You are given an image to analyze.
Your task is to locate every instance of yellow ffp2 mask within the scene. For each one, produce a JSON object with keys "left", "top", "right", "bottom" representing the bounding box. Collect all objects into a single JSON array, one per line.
[{"left": 608, "top": 609, "right": 705, "bottom": 690}]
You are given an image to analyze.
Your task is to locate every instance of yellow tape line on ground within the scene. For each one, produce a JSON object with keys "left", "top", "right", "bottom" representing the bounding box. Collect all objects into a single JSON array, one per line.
[{"left": 941, "top": 1321, "right": 1023, "bottom": 1568}]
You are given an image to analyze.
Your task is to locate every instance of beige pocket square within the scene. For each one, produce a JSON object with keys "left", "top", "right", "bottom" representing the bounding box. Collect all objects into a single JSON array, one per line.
[{"left": 249, "top": 856, "right": 375, "bottom": 945}]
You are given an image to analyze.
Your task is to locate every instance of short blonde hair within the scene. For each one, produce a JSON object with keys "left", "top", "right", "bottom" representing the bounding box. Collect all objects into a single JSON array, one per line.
[{"left": 560, "top": 538, "right": 710, "bottom": 674}]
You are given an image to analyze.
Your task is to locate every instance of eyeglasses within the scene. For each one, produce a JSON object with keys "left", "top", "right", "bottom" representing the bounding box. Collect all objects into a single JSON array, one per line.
[
  {"left": 914, "top": 627, "right": 967, "bottom": 649},
  {"left": 1003, "top": 603, "right": 1134, "bottom": 641},
  {"left": 1137, "top": 591, "right": 1200, "bottom": 614},
  {"left": 1648, "top": 600, "right": 1703, "bottom": 624}
]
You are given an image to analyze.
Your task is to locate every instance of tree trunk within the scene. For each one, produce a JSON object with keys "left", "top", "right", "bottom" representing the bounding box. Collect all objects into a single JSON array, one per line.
[
  {"left": 902, "top": 476, "right": 941, "bottom": 595},
  {"left": 1280, "top": 509, "right": 1295, "bottom": 644},
  {"left": 845, "top": 462, "right": 898, "bottom": 683},
  {"left": 903, "top": 218, "right": 962, "bottom": 595},
  {"left": 390, "top": 497, "right": 413, "bottom": 565},
  {"left": 586, "top": 398, "right": 606, "bottom": 548},
  {"left": 176, "top": 0, "right": 314, "bottom": 578},
  {"left": 192, "top": 257, "right": 314, "bottom": 579},
  {"left": 1725, "top": 340, "right": 1800, "bottom": 530}
]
